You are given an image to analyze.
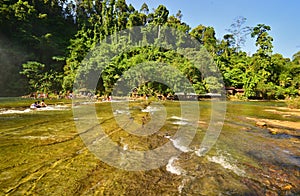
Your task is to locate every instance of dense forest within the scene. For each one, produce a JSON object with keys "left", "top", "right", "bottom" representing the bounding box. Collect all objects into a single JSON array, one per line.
[{"left": 1, "top": 0, "right": 300, "bottom": 99}]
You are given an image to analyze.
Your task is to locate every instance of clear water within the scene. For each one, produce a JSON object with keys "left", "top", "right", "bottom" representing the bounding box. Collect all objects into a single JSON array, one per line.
[{"left": 0, "top": 99, "right": 299, "bottom": 195}]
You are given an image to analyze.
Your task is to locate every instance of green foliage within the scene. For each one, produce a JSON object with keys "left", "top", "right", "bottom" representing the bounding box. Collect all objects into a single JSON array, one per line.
[
  {"left": 251, "top": 24, "right": 273, "bottom": 56},
  {"left": 20, "top": 61, "right": 62, "bottom": 93},
  {"left": 0, "top": 0, "right": 76, "bottom": 96},
  {"left": 20, "top": 61, "right": 45, "bottom": 91},
  {"left": 0, "top": 0, "right": 299, "bottom": 99}
]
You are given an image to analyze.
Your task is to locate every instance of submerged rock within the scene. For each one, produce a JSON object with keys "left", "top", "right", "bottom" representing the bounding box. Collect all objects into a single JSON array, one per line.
[
  {"left": 281, "top": 184, "right": 292, "bottom": 191},
  {"left": 268, "top": 128, "right": 278, "bottom": 135},
  {"left": 256, "top": 121, "right": 267, "bottom": 128}
]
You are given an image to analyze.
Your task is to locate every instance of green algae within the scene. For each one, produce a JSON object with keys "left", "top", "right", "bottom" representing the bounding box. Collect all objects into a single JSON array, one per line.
[{"left": 0, "top": 99, "right": 299, "bottom": 195}]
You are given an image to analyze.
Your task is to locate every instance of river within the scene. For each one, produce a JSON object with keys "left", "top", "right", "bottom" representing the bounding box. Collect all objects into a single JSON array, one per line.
[{"left": 0, "top": 99, "right": 299, "bottom": 195}]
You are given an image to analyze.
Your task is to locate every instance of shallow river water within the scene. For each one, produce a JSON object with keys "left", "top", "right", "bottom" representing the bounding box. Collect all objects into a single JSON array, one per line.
[{"left": 0, "top": 99, "right": 299, "bottom": 195}]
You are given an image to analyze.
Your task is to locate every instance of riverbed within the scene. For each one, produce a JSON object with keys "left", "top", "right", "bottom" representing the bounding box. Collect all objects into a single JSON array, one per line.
[{"left": 0, "top": 99, "right": 299, "bottom": 195}]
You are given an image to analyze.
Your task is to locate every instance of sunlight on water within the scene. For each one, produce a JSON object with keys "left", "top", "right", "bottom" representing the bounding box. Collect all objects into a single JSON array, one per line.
[
  {"left": 206, "top": 151, "right": 245, "bottom": 176},
  {"left": 0, "top": 100, "right": 299, "bottom": 195}
]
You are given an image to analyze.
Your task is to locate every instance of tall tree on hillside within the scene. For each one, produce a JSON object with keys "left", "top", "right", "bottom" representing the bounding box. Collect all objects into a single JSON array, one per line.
[
  {"left": 115, "top": 0, "right": 129, "bottom": 31},
  {"left": 251, "top": 24, "right": 273, "bottom": 56},
  {"left": 153, "top": 5, "right": 169, "bottom": 38},
  {"left": 190, "top": 25, "right": 206, "bottom": 44},
  {"left": 226, "top": 16, "right": 252, "bottom": 52},
  {"left": 190, "top": 25, "right": 217, "bottom": 54},
  {"left": 140, "top": 2, "right": 149, "bottom": 14},
  {"left": 244, "top": 24, "right": 274, "bottom": 98},
  {"left": 292, "top": 51, "right": 300, "bottom": 65},
  {"left": 175, "top": 10, "right": 182, "bottom": 20},
  {"left": 127, "top": 11, "right": 144, "bottom": 27}
]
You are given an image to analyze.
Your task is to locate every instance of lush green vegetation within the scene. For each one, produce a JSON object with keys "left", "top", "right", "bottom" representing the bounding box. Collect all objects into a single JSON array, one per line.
[{"left": 1, "top": 0, "right": 300, "bottom": 99}]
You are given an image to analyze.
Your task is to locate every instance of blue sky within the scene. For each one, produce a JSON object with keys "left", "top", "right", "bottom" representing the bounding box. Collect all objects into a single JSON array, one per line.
[{"left": 126, "top": 0, "right": 300, "bottom": 59}]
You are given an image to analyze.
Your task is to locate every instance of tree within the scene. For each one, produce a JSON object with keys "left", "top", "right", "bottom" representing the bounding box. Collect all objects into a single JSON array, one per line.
[
  {"left": 292, "top": 51, "right": 300, "bottom": 65},
  {"left": 140, "top": 2, "right": 149, "bottom": 14},
  {"left": 1, "top": 0, "right": 298, "bottom": 99},
  {"left": 153, "top": 5, "right": 169, "bottom": 38},
  {"left": 175, "top": 10, "right": 182, "bottom": 20},
  {"left": 116, "top": 0, "right": 129, "bottom": 31},
  {"left": 190, "top": 25, "right": 206, "bottom": 44},
  {"left": 226, "top": 16, "right": 252, "bottom": 52},
  {"left": 20, "top": 61, "right": 46, "bottom": 92},
  {"left": 127, "top": 11, "right": 144, "bottom": 27},
  {"left": 166, "top": 15, "right": 190, "bottom": 34},
  {"left": 190, "top": 25, "right": 217, "bottom": 54},
  {"left": 251, "top": 24, "right": 273, "bottom": 56},
  {"left": 0, "top": 0, "right": 76, "bottom": 95},
  {"left": 243, "top": 24, "right": 275, "bottom": 98}
]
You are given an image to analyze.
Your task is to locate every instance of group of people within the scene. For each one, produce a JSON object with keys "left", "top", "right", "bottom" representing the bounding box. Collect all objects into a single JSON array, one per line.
[{"left": 30, "top": 100, "right": 47, "bottom": 109}]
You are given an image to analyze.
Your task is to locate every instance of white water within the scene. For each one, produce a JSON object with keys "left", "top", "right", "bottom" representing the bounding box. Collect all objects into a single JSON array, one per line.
[
  {"left": 169, "top": 116, "right": 190, "bottom": 125},
  {"left": 141, "top": 106, "right": 160, "bottom": 113},
  {"left": 172, "top": 121, "right": 189, "bottom": 125},
  {"left": 195, "top": 147, "right": 209, "bottom": 157},
  {"left": 164, "top": 135, "right": 192, "bottom": 153},
  {"left": 0, "top": 108, "right": 32, "bottom": 114},
  {"left": 170, "top": 138, "right": 192, "bottom": 153},
  {"left": 123, "top": 144, "right": 128, "bottom": 151},
  {"left": 169, "top": 116, "right": 188, "bottom": 121},
  {"left": 0, "top": 106, "right": 69, "bottom": 115},
  {"left": 113, "top": 109, "right": 130, "bottom": 115},
  {"left": 206, "top": 153, "right": 245, "bottom": 176},
  {"left": 166, "top": 156, "right": 184, "bottom": 175}
]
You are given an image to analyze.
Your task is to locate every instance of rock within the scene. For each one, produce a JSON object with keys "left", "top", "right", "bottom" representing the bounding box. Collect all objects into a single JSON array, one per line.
[
  {"left": 265, "top": 190, "right": 278, "bottom": 196},
  {"left": 268, "top": 128, "right": 278, "bottom": 135},
  {"left": 268, "top": 168, "right": 276, "bottom": 173},
  {"left": 256, "top": 121, "right": 267, "bottom": 128},
  {"left": 281, "top": 184, "right": 292, "bottom": 191},
  {"left": 241, "top": 127, "right": 251, "bottom": 132},
  {"left": 263, "top": 179, "right": 271, "bottom": 186}
]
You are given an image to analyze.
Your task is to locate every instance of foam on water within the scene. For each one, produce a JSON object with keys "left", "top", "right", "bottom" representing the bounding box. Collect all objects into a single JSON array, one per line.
[
  {"left": 166, "top": 156, "right": 184, "bottom": 175},
  {"left": 0, "top": 109, "right": 31, "bottom": 114},
  {"left": 169, "top": 116, "right": 190, "bottom": 125},
  {"left": 207, "top": 154, "right": 245, "bottom": 176},
  {"left": 164, "top": 135, "right": 192, "bottom": 153},
  {"left": 195, "top": 147, "right": 209, "bottom": 157},
  {"left": 123, "top": 144, "right": 128, "bottom": 151},
  {"left": 141, "top": 106, "right": 160, "bottom": 113},
  {"left": 169, "top": 116, "right": 188, "bottom": 121},
  {"left": 172, "top": 121, "right": 189, "bottom": 125},
  {"left": 0, "top": 106, "right": 69, "bottom": 115},
  {"left": 113, "top": 109, "right": 130, "bottom": 115},
  {"left": 170, "top": 138, "right": 192, "bottom": 153}
]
